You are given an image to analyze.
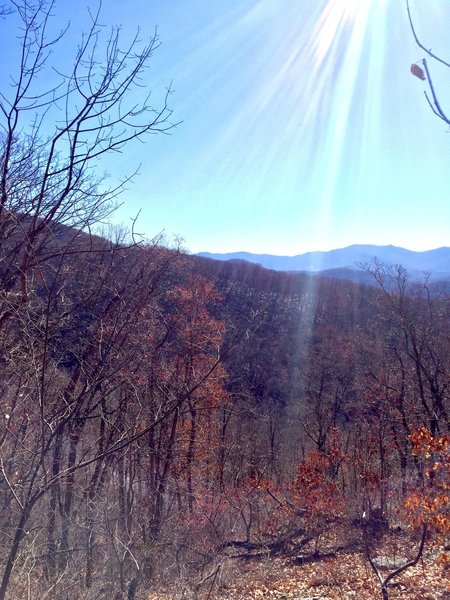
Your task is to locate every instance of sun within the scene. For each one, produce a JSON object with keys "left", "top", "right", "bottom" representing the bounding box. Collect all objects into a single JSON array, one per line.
[{"left": 312, "top": 0, "right": 375, "bottom": 69}]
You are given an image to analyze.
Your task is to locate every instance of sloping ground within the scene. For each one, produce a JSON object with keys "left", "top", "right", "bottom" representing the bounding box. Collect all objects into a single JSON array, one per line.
[{"left": 147, "top": 546, "right": 449, "bottom": 600}]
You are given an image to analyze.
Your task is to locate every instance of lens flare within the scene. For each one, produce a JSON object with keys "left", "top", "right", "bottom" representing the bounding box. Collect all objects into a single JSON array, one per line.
[{"left": 181, "top": 0, "right": 390, "bottom": 255}]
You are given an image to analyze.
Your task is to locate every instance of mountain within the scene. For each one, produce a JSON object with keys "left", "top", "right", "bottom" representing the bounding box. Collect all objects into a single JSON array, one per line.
[{"left": 197, "top": 245, "right": 450, "bottom": 282}]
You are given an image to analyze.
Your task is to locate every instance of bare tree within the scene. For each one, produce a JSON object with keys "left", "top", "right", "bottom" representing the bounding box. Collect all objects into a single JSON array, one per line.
[
  {"left": 363, "top": 260, "right": 450, "bottom": 435},
  {"left": 0, "top": 0, "right": 176, "bottom": 322},
  {"left": 364, "top": 520, "right": 428, "bottom": 600},
  {"left": 407, "top": 0, "right": 450, "bottom": 125},
  {"left": 0, "top": 2, "right": 183, "bottom": 598}
]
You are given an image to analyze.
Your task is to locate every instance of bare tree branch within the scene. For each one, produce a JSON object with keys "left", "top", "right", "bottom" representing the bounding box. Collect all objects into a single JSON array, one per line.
[{"left": 406, "top": 1, "right": 450, "bottom": 126}]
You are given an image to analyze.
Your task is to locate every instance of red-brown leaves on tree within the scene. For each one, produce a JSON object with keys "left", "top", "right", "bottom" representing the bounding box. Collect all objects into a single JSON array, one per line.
[
  {"left": 406, "top": 428, "right": 450, "bottom": 534},
  {"left": 291, "top": 448, "right": 345, "bottom": 524},
  {"left": 411, "top": 63, "right": 426, "bottom": 80}
]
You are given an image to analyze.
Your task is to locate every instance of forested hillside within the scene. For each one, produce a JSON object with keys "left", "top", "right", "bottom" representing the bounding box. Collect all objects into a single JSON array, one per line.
[{"left": 1, "top": 226, "right": 449, "bottom": 599}]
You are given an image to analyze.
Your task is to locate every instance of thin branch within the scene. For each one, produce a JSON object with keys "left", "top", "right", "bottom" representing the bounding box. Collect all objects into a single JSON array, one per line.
[
  {"left": 406, "top": 0, "right": 450, "bottom": 68},
  {"left": 0, "top": 460, "right": 24, "bottom": 510},
  {"left": 383, "top": 522, "right": 428, "bottom": 588},
  {"left": 364, "top": 521, "right": 428, "bottom": 599},
  {"left": 422, "top": 59, "right": 450, "bottom": 125}
]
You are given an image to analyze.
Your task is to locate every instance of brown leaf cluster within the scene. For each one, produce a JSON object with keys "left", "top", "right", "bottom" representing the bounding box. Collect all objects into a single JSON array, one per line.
[{"left": 147, "top": 545, "right": 449, "bottom": 600}]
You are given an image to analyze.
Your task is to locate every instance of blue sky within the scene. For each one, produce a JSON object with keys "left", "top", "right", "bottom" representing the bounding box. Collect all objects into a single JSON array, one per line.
[{"left": 1, "top": 0, "right": 449, "bottom": 255}]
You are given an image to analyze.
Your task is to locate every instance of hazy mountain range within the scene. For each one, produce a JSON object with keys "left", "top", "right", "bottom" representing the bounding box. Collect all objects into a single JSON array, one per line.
[{"left": 198, "top": 245, "right": 450, "bottom": 283}]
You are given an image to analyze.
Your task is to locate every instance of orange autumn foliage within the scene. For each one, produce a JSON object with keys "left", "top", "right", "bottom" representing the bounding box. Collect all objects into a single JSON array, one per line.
[
  {"left": 405, "top": 428, "right": 450, "bottom": 533},
  {"left": 291, "top": 446, "right": 345, "bottom": 523}
]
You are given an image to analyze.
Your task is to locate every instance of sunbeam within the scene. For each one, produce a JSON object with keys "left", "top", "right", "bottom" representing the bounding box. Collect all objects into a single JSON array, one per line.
[
  {"left": 49, "top": 0, "right": 449, "bottom": 255},
  {"left": 162, "top": 0, "right": 392, "bottom": 255},
  {"left": 305, "top": 0, "right": 387, "bottom": 253}
]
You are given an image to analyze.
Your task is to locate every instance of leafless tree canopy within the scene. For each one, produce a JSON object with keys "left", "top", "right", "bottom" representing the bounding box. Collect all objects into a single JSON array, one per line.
[
  {"left": 0, "top": 0, "right": 176, "bottom": 292},
  {"left": 0, "top": 3, "right": 185, "bottom": 599}
]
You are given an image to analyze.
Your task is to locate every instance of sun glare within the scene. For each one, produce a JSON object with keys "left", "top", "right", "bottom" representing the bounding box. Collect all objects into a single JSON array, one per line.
[
  {"left": 313, "top": 0, "right": 373, "bottom": 68},
  {"left": 165, "top": 0, "right": 390, "bottom": 255},
  {"left": 299, "top": 0, "right": 388, "bottom": 252},
  {"left": 294, "top": 0, "right": 383, "bottom": 377}
]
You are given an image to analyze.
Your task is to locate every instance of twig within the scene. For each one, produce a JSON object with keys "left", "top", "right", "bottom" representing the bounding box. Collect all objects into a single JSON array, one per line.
[
  {"left": 422, "top": 59, "right": 450, "bottom": 125},
  {"left": 406, "top": 1, "right": 450, "bottom": 68}
]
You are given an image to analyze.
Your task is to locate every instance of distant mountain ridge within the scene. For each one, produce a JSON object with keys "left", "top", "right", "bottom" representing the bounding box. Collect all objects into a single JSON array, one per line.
[{"left": 198, "top": 245, "right": 450, "bottom": 281}]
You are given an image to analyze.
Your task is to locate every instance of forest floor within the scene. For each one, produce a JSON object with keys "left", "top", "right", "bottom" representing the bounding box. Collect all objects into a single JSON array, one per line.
[{"left": 147, "top": 539, "right": 450, "bottom": 600}]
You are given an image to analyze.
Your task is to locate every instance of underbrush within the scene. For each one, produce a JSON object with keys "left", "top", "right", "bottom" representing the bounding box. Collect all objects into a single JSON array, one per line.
[{"left": 146, "top": 533, "right": 449, "bottom": 600}]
